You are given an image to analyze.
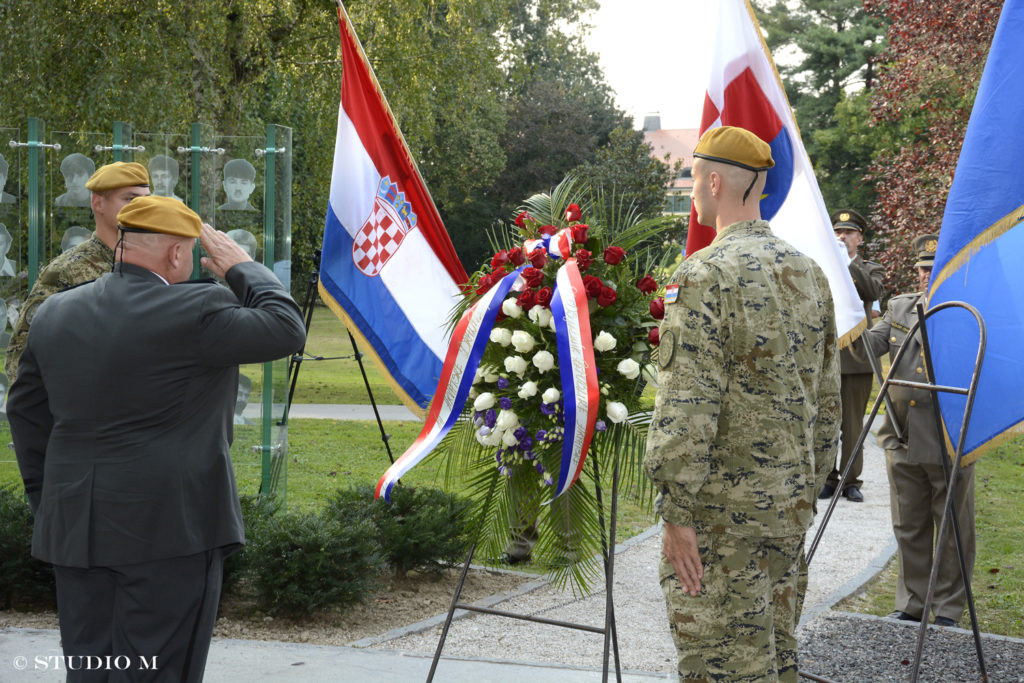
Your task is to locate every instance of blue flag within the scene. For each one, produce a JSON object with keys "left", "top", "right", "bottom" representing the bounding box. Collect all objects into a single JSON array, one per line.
[{"left": 928, "top": 0, "right": 1024, "bottom": 463}]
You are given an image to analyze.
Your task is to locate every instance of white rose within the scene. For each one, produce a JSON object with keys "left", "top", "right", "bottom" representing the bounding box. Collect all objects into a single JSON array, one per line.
[
  {"left": 542, "top": 387, "right": 561, "bottom": 404},
  {"left": 495, "top": 409, "right": 519, "bottom": 431},
  {"left": 548, "top": 314, "right": 557, "bottom": 331},
  {"left": 489, "top": 328, "right": 512, "bottom": 346},
  {"left": 469, "top": 387, "right": 479, "bottom": 399},
  {"left": 528, "top": 306, "right": 553, "bottom": 328},
  {"left": 504, "top": 355, "right": 528, "bottom": 377},
  {"left": 617, "top": 358, "right": 641, "bottom": 380},
  {"left": 532, "top": 350, "right": 555, "bottom": 373},
  {"left": 642, "top": 364, "right": 658, "bottom": 387},
  {"left": 594, "top": 330, "right": 617, "bottom": 352},
  {"left": 473, "top": 392, "right": 496, "bottom": 411},
  {"left": 606, "top": 401, "right": 628, "bottom": 424},
  {"left": 502, "top": 298, "right": 523, "bottom": 318},
  {"left": 502, "top": 430, "right": 520, "bottom": 447},
  {"left": 480, "top": 429, "right": 503, "bottom": 447},
  {"left": 482, "top": 367, "right": 499, "bottom": 383},
  {"left": 518, "top": 381, "right": 539, "bottom": 399},
  {"left": 511, "top": 330, "right": 536, "bottom": 354}
]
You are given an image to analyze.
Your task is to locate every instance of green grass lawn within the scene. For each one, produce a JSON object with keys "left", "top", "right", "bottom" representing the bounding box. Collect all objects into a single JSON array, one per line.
[{"left": 837, "top": 442, "right": 1024, "bottom": 638}]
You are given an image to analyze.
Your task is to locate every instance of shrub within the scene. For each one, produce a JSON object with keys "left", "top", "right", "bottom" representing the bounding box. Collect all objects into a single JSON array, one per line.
[
  {"left": 221, "top": 493, "right": 282, "bottom": 597},
  {"left": 326, "top": 484, "right": 473, "bottom": 580},
  {"left": 0, "top": 485, "right": 55, "bottom": 609},
  {"left": 247, "top": 509, "right": 380, "bottom": 616}
]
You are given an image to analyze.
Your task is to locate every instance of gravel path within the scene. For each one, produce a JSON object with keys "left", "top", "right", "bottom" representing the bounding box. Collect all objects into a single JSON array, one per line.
[{"left": 372, "top": 429, "right": 1024, "bottom": 680}]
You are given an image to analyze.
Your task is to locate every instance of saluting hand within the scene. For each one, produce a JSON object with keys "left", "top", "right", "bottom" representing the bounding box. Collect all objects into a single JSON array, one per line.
[
  {"left": 199, "top": 224, "right": 253, "bottom": 279},
  {"left": 663, "top": 521, "right": 704, "bottom": 597}
]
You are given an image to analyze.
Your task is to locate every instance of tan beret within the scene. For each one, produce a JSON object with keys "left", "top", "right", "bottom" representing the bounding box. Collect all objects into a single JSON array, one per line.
[
  {"left": 85, "top": 161, "right": 150, "bottom": 192},
  {"left": 117, "top": 195, "right": 202, "bottom": 238},
  {"left": 693, "top": 126, "right": 774, "bottom": 171}
]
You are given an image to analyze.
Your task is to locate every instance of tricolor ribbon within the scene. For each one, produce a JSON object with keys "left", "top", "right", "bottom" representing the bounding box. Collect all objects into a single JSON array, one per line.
[
  {"left": 375, "top": 266, "right": 526, "bottom": 500},
  {"left": 376, "top": 235, "right": 601, "bottom": 501},
  {"left": 550, "top": 259, "right": 600, "bottom": 498}
]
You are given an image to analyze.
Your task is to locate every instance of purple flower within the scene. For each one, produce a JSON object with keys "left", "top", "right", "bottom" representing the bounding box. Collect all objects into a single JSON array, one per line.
[
  {"left": 519, "top": 436, "right": 533, "bottom": 450},
  {"left": 540, "top": 402, "right": 557, "bottom": 416},
  {"left": 535, "top": 429, "right": 548, "bottom": 442},
  {"left": 544, "top": 475, "right": 554, "bottom": 486},
  {"left": 534, "top": 462, "right": 545, "bottom": 473},
  {"left": 595, "top": 420, "right": 607, "bottom": 432},
  {"left": 484, "top": 409, "right": 497, "bottom": 428},
  {"left": 497, "top": 377, "right": 510, "bottom": 389},
  {"left": 524, "top": 451, "right": 535, "bottom": 461},
  {"left": 514, "top": 426, "right": 529, "bottom": 440},
  {"left": 500, "top": 396, "right": 513, "bottom": 410}
]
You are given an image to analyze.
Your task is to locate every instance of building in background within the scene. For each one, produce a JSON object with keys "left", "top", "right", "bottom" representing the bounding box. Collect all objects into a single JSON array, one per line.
[{"left": 642, "top": 116, "right": 697, "bottom": 218}]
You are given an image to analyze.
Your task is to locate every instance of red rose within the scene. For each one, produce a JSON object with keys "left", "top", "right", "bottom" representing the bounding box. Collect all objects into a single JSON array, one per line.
[
  {"left": 650, "top": 297, "right": 665, "bottom": 320},
  {"left": 649, "top": 327, "right": 660, "bottom": 346},
  {"left": 636, "top": 274, "right": 658, "bottom": 294},
  {"left": 539, "top": 224, "right": 557, "bottom": 236},
  {"left": 565, "top": 203, "right": 582, "bottom": 222},
  {"left": 515, "top": 211, "right": 533, "bottom": 228},
  {"left": 516, "top": 290, "right": 536, "bottom": 310},
  {"left": 490, "top": 249, "right": 509, "bottom": 270},
  {"left": 597, "top": 285, "right": 617, "bottom": 307},
  {"left": 583, "top": 275, "right": 603, "bottom": 299},
  {"left": 535, "top": 287, "right": 553, "bottom": 308},
  {"left": 508, "top": 248, "right": 526, "bottom": 266},
  {"left": 522, "top": 267, "right": 545, "bottom": 288},
  {"left": 571, "top": 223, "right": 590, "bottom": 244},
  {"left": 529, "top": 250, "right": 548, "bottom": 269},
  {"left": 575, "top": 248, "right": 594, "bottom": 271},
  {"left": 603, "top": 245, "right": 626, "bottom": 265},
  {"left": 475, "top": 272, "right": 497, "bottom": 296}
]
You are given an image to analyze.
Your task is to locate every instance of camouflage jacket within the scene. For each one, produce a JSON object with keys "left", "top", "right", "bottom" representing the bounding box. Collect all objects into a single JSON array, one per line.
[
  {"left": 5, "top": 235, "right": 113, "bottom": 380},
  {"left": 643, "top": 220, "right": 841, "bottom": 538}
]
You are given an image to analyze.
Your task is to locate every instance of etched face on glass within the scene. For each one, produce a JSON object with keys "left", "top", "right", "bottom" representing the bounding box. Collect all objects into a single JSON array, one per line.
[
  {"left": 224, "top": 176, "right": 255, "bottom": 204},
  {"left": 151, "top": 169, "right": 175, "bottom": 196},
  {"left": 226, "top": 229, "right": 257, "bottom": 259}
]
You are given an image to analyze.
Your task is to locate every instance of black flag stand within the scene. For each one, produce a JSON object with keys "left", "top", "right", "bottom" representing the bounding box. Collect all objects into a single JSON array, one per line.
[
  {"left": 427, "top": 454, "right": 623, "bottom": 683},
  {"left": 281, "top": 248, "right": 395, "bottom": 467},
  {"left": 802, "top": 301, "right": 988, "bottom": 682}
]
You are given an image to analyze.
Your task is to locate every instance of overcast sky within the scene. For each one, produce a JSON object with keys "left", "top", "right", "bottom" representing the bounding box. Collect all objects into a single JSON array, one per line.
[{"left": 585, "top": 0, "right": 720, "bottom": 130}]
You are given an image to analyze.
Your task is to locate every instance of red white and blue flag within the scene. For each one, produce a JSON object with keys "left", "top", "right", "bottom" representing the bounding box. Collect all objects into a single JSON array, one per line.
[
  {"left": 687, "top": 0, "right": 864, "bottom": 342},
  {"left": 319, "top": 3, "right": 468, "bottom": 415}
]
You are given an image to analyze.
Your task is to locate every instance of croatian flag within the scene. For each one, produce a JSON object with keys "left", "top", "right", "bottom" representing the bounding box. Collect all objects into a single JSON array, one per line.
[
  {"left": 319, "top": 3, "right": 468, "bottom": 414},
  {"left": 687, "top": 0, "right": 864, "bottom": 342},
  {"left": 927, "top": 0, "right": 1024, "bottom": 464}
]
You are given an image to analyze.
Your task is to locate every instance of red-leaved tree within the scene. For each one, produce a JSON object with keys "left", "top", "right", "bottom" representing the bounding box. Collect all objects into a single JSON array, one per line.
[{"left": 864, "top": 0, "right": 1003, "bottom": 295}]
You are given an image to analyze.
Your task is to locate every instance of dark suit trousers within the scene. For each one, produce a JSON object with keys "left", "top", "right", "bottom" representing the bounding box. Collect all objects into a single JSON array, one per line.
[
  {"left": 54, "top": 548, "right": 226, "bottom": 683},
  {"left": 828, "top": 372, "right": 873, "bottom": 489}
]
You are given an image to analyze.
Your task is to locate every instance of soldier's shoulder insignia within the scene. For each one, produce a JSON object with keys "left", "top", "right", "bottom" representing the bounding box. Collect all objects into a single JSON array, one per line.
[
  {"left": 664, "top": 284, "right": 679, "bottom": 304},
  {"left": 658, "top": 329, "right": 675, "bottom": 369}
]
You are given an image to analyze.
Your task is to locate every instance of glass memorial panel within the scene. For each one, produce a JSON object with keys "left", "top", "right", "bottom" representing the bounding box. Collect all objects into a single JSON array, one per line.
[
  {"left": 48, "top": 130, "right": 107, "bottom": 264},
  {"left": 0, "top": 125, "right": 20, "bottom": 431}
]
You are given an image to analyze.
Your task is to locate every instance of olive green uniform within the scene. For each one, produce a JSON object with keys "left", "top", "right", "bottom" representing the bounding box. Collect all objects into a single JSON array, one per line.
[
  {"left": 828, "top": 254, "right": 884, "bottom": 490},
  {"left": 644, "top": 220, "right": 841, "bottom": 682},
  {"left": 5, "top": 235, "right": 113, "bottom": 381},
  {"left": 862, "top": 292, "right": 976, "bottom": 621}
]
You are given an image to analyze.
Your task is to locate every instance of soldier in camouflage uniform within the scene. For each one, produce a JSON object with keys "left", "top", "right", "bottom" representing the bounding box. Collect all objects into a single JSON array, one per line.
[
  {"left": 861, "top": 234, "right": 974, "bottom": 628},
  {"left": 644, "top": 126, "right": 841, "bottom": 682},
  {"left": 5, "top": 162, "right": 150, "bottom": 380}
]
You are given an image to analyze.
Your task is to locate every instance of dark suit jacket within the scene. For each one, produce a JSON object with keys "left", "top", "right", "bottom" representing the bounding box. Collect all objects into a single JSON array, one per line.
[{"left": 7, "top": 261, "right": 305, "bottom": 568}]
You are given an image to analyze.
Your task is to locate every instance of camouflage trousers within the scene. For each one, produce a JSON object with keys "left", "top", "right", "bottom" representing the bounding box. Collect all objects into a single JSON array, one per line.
[{"left": 658, "top": 531, "right": 807, "bottom": 682}]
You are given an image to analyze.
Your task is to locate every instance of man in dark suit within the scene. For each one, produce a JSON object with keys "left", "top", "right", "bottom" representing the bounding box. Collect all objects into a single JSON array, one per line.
[
  {"left": 820, "top": 209, "right": 884, "bottom": 502},
  {"left": 8, "top": 195, "right": 305, "bottom": 682}
]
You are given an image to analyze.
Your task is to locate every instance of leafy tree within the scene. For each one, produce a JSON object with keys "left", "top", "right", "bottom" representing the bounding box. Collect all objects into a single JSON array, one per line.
[
  {"left": 863, "top": 0, "right": 1003, "bottom": 295},
  {"left": 752, "top": 0, "right": 888, "bottom": 214},
  {"left": 572, "top": 126, "right": 677, "bottom": 221}
]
